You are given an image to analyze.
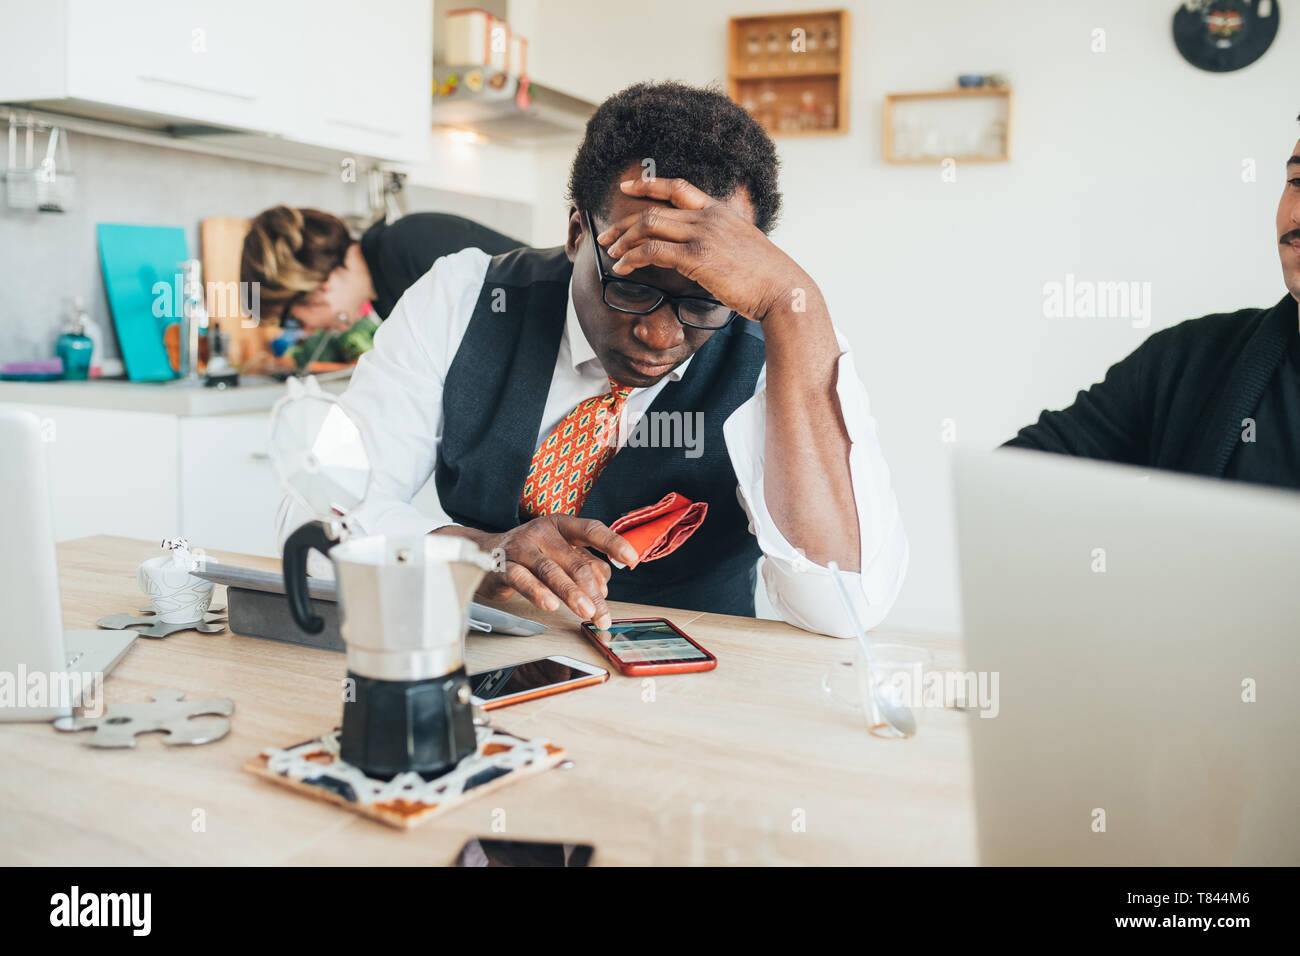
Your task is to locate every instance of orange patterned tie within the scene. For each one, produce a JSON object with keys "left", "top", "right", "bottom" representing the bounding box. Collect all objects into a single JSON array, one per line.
[{"left": 519, "top": 379, "right": 634, "bottom": 519}]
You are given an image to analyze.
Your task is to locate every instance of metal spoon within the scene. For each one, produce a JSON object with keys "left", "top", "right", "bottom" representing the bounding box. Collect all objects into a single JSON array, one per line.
[{"left": 827, "top": 561, "right": 916, "bottom": 737}]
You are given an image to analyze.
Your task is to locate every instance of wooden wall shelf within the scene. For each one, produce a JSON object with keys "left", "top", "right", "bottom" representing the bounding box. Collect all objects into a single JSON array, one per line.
[
  {"left": 882, "top": 87, "right": 1013, "bottom": 164},
  {"left": 728, "top": 9, "right": 850, "bottom": 137}
]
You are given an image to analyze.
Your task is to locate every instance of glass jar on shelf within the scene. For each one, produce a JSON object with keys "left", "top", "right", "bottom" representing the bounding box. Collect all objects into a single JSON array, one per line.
[
  {"left": 819, "top": 100, "right": 837, "bottom": 131},
  {"left": 798, "top": 89, "right": 818, "bottom": 130},
  {"left": 745, "top": 31, "right": 761, "bottom": 72},
  {"left": 982, "top": 120, "right": 1008, "bottom": 159},
  {"left": 822, "top": 24, "right": 839, "bottom": 70},
  {"left": 756, "top": 82, "right": 778, "bottom": 130},
  {"left": 765, "top": 30, "right": 782, "bottom": 72}
]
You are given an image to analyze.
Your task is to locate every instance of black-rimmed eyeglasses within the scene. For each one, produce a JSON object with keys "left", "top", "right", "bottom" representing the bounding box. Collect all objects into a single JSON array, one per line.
[
  {"left": 276, "top": 245, "right": 351, "bottom": 325},
  {"left": 583, "top": 209, "right": 737, "bottom": 331}
]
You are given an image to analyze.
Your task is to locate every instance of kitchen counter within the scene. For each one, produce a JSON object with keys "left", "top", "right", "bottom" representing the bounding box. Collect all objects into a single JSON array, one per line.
[
  {"left": 0, "top": 370, "right": 354, "bottom": 551},
  {"left": 0, "top": 372, "right": 349, "bottom": 417}
]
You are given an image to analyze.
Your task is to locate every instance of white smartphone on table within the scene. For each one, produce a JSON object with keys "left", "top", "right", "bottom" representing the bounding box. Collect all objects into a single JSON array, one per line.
[{"left": 467, "top": 654, "right": 608, "bottom": 710}]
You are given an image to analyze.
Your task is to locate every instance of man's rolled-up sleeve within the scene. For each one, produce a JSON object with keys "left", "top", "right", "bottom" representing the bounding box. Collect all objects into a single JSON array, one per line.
[{"left": 722, "top": 330, "right": 908, "bottom": 637}]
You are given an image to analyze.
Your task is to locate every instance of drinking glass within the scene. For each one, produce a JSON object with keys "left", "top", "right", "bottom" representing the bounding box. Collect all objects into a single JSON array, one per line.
[{"left": 821, "top": 640, "right": 934, "bottom": 738}]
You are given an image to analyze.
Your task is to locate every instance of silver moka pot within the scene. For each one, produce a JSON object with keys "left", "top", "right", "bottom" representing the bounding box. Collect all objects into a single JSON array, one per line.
[{"left": 269, "top": 377, "right": 495, "bottom": 780}]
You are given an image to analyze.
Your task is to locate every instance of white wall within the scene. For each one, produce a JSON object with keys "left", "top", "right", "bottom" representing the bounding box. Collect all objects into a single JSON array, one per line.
[{"left": 522, "top": 0, "right": 1297, "bottom": 634}]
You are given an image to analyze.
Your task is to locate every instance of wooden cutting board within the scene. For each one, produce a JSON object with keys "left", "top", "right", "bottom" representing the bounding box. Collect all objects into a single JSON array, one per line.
[{"left": 199, "top": 216, "right": 272, "bottom": 367}]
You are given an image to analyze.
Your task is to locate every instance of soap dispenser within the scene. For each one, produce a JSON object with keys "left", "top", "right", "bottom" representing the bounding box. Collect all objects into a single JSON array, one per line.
[{"left": 56, "top": 299, "right": 94, "bottom": 380}]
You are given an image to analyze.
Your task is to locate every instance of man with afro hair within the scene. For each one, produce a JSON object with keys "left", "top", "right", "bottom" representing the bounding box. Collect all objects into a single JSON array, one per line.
[{"left": 278, "top": 81, "right": 906, "bottom": 637}]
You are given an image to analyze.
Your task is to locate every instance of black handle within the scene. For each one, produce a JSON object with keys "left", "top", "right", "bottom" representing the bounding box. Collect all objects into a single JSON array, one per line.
[{"left": 283, "top": 520, "right": 339, "bottom": 634}]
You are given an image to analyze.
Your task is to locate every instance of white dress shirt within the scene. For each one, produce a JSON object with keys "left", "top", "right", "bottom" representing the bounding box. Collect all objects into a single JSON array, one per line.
[{"left": 276, "top": 247, "right": 908, "bottom": 637}]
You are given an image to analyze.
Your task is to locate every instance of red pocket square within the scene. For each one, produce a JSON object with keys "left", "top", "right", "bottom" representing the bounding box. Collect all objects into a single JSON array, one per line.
[{"left": 609, "top": 492, "right": 708, "bottom": 568}]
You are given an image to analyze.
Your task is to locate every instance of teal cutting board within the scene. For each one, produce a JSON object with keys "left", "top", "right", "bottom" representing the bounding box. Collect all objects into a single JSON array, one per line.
[{"left": 96, "top": 223, "right": 189, "bottom": 382}]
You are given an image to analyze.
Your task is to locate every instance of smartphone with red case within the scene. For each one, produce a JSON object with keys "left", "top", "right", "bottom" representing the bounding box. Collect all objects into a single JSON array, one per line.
[{"left": 578, "top": 617, "right": 717, "bottom": 676}]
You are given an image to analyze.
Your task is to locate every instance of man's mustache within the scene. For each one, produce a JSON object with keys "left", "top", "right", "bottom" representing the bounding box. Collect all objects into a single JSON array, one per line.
[{"left": 1280, "top": 229, "right": 1300, "bottom": 245}]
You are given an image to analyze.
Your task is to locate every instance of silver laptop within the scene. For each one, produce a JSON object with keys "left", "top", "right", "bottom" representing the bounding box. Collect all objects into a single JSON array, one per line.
[
  {"left": 954, "top": 446, "right": 1300, "bottom": 865},
  {"left": 0, "top": 409, "right": 135, "bottom": 721}
]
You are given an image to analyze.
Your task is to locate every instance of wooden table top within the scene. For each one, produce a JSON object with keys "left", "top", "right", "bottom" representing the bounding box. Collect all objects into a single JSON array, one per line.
[{"left": 0, "top": 536, "right": 975, "bottom": 866}]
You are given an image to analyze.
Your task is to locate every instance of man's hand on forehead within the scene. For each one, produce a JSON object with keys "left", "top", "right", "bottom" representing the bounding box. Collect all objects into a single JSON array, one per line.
[
  {"left": 612, "top": 176, "right": 720, "bottom": 214},
  {"left": 596, "top": 177, "right": 808, "bottom": 323}
]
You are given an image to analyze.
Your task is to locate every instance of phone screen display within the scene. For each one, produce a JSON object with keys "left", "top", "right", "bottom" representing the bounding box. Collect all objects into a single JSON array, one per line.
[
  {"left": 469, "top": 658, "right": 590, "bottom": 702},
  {"left": 453, "top": 838, "right": 594, "bottom": 867},
  {"left": 593, "top": 620, "right": 710, "bottom": 664}
]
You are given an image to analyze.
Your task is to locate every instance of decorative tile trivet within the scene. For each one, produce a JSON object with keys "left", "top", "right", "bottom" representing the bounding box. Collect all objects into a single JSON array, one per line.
[
  {"left": 245, "top": 725, "right": 566, "bottom": 829},
  {"left": 54, "top": 689, "right": 235, "bottom": 747},
  {"left": 96, "top": 607, "right": 228, "bottom": 638}
]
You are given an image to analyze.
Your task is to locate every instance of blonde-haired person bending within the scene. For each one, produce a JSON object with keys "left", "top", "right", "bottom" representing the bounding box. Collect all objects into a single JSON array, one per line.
[{"left": 240, "top": 206, "right": 522, "bottom": 329}]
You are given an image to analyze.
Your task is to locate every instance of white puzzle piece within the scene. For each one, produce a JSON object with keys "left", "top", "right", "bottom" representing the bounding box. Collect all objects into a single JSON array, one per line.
[{"left": 54, "top": 689, "right": 234, "bottom": 748}]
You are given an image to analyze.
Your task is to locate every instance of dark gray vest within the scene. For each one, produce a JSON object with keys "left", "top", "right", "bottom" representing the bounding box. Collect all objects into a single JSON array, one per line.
[{"left": 434, "top": 246, "right": 766, "bottom": 616}]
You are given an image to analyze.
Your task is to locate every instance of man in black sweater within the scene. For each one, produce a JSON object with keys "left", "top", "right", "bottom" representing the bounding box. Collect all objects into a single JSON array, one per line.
[{"left": 1007, "top": 116, "right": 1300, "bottom": 491}]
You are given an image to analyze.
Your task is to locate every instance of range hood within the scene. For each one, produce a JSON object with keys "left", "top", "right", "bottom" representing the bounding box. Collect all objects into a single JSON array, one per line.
[
  {"left": 2, "top": 105, "right": 363, "bottom": 175},
  {"left": 431, "top": 67, "right": 594, "bottom": 144}
]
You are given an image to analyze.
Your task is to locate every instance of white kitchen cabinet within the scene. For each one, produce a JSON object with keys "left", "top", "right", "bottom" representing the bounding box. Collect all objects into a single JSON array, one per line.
[
  {"left": 0, "top": 0, "right": 432, "bottom": 163},
  {"left": 13, "top": 404, "right": 180, "bottom": 545},
  {"left": 7, "top": 402, "right": 278, "bottom": 554},
  {"left": 61, "top": 0, "right": 281, "bottom": 134},
  {"left": 179, "top": 413, "right": 281, "bottom": 557},
  {"left": 6, "top": 397, "right": 451, "bottom": 560},
  {"left": 179, "top": 412, "right": 448, "bottom": 556},
  {"left": 294, "top": 0, "right": 434, "bottom": 163}
]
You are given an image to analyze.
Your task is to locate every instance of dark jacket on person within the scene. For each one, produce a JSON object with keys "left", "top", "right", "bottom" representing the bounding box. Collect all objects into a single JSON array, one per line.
[
  {"left": 433, "top": 246, "right": 767, "bottom": 616},
  {"left": 361, "top": 213, "right": 523, "bottom": 318},
  {"left": 1005, "top": 294, "right": 1298, "bottom": 482}
]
